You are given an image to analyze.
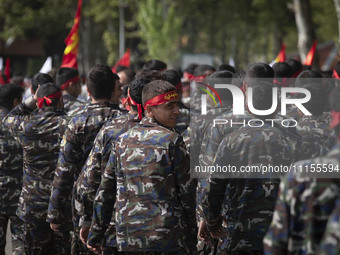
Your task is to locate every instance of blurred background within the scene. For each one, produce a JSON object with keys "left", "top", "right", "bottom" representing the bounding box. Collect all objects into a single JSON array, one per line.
[{"left": 0, "top": 0, "right": 339, "bottom": 76}]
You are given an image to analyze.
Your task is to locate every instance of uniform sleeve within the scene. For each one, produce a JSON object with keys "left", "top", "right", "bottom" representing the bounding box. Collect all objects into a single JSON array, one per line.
[
  {"left": 263, "top": 178, "right": 290, "bottom": 255},
  {"left": 79, "top": 129, "right": 111, "bottom": 227},
  {"left": 47, "top": 120, "right": 82, "bottom": 223},
  {"left": 201, "top": 138, "right": 229, "bottom": 232},
  {"left": 171, "top": 136, "right": 197, "bottom": 232},
  {"left": 3, "top": 103, "right": 32, "bottom": 139},
  {"left": 87, "top": 146, "right": 117, "bottom": 247}
]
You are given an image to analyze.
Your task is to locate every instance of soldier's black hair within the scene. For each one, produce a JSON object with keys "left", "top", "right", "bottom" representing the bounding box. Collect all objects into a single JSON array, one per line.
[
  {"left": 193, "top": 64, "right": 216, "bottom": 77},
  {"left": 36, "top": 83, "right": 61, "bottom": 108},
  {"left": 118, "top": 68, "right": 136, "bottom": 85},
  {"left": 298, "top": 83, "right": 327, "bottom": 116},
  {"left": 206, "top": 71, "right": 234, "bottom": 102},
  {"left": 273, "top": 62, "right": 293, "bottom": 78},
  {"left": 295, "top": 70, "right": 323, "bottom": 88},
  {"left": 142, "top": 80, "right": 176, "bottom": 107},
  {"left": 129, "top": 78, "right": 151, "bottom": 112},
  {"left": 0, "top": 84, "right": 24, "bottom": 110},
  {"left": 32, "top": 73, "right": 54, "bottom": 93},
  {"left": 184, "top": 63, "right": 198, "bottom": 74},
  {"left": 286, "top": 58, "right": 303, "bottom": 75},
  {"left": 143, "top": 59, "right": 167, "bottom": 71},
  {"left": 136, "top": 70, "right": 166, "bottom": 81},
  {"left": 217, "top": 64, "right": 236, "bottom": 73},
  {"left": 231, "top": 70, "right": 246, "bottom": 88},
  {"left": 86, "top": 64, "right": 119, "bottom": 100},
  {"left": 245, "top": 63, "right": 274, "bottom": 87},
  {"left": 55, "top": 67, "right": 79, "bottom": 88},
  {"left": 249, "top": 81, "right": 275, "bottom": 116},
  {"left": 161, "top": 69, "right": 181, "bottom": 87}
]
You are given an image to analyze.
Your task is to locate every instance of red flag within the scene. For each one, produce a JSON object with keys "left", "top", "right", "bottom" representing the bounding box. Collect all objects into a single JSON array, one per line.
[
  {"left": 304, "top": 40, "right": 317, "bottom": 66},
  {"left": 0, "top": 71, "right": 7, "bottom": 85},
  {"left": 112, "top": 49, "right": 131, "bottom": 73},
  {"left": 275, "top": 43, "right": 286, "bottom": 63},
  {"left": 4, "top": 58, "right": 11, "bottom": 82},
  {"left": 61, "top": 0, "right": 83, "bottom": 68}
]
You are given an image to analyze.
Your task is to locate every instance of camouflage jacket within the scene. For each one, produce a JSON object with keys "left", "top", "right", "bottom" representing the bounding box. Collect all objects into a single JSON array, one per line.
[
  {"left": 78, "top": 113, "right": 139, "bottom": 227},
  {"left": 197, "top": 112, "right": 301, "bottom": 221},
  {"left": 176, "top": 101, "right": 190, "bottom": 134},
  {"left": 63, "top": 94, "right": 85, "bottom": 115},
  {"left": 3, "top": 104, "right": 68, "bottom": 223},
  {"left": 296, "top": 115, "right": 337, "bottom": 159},
  {"left": 318, "top": 197, "right": 340, "bottom": 255},
  {"left": 88, "top": 117, "right": 197, "bottom": 252},
  {"left": 0, "top": 107, "right": 23, "bottom": 214},
  {"left": 263, "top": 142, "right": 340, "bottom": 255},
  {"left": 202, "top": 122, "right": 293, "bottom": 253},
  {"left": 47, "top": 102, "right": 125, "bottom": 224}
]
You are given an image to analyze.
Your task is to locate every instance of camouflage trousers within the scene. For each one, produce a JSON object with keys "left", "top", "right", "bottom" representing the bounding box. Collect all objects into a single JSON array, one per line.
[
  {"left": 0, "top": 212, "right": 25, "bottom": 255},
  {"left": 24, "top": 220, "right": 71, "bottom": 255}
]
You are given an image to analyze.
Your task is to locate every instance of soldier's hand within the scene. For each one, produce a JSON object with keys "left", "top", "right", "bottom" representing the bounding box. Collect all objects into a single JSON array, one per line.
[
  {"left": 33, "top": 85, "right": 40, "bottom": 101},
  {"left": 80, "top": 226, "right": 90, "bottom": 245},
  {"left": 87, "top": 243, "right": 103, "bottom": 255},
  {"left": 209, "top": 227, "right": 225, "bottom": 239},
  {"left": 198, "top": 220, "right": 212, "bottom": 245},
  {"left": 50, "top": 223, "right": 61, "bottom": 232}
]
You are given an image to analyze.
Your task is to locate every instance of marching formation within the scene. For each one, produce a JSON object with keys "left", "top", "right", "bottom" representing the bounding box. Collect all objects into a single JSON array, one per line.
[{"left": 1, "top": 58, "right": 340, "bottom": 255}]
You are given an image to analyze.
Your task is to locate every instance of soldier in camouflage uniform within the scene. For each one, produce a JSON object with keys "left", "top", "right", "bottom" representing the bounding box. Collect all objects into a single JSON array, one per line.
[
  {"left": 47, "top": 65, "right": 125, "bottom": 255},
  {"left": 200, "top": 82, "right": 293, "bottom": 255},
  {"left": 0, "top": 84, "right": 25, "bottom": 255},
  {"left": 55, "top": 67, "right": 85, "bottom": 115},
  {"left": 295, "top": 83, "right": 337, "bottom": 158},
  {"left": 77, "top": 78, "right": 150, "bottom": 252},
  {"left": 263, "top": 85, "right": 340, "bottom": 255},
  {"left": 318, "top": 197, "right": 340, "bottom": 255},
  {"left": 3, "top": 83, "right": 71, "bottom": 254},
  {"left": 88, "top": 80, "right": 197, "bottom": 254}
]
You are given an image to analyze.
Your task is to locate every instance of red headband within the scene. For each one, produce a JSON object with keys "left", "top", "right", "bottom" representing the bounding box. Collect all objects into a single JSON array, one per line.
[
  {"left": 190, "top": 75, "right": 206, "bottom": 82},
  {"left": 333, "top": 69, "right": 340, "bottom": 79},
  {"left": 183, "top": 72, "right": 194, "bottom": 81},
  {"left": 121, "top": 97, "right": 131, "bottom": 111},
  {"left": 59, "top": 76, "right": 81, "bottom": 91},
  {"left": 37, "top": 91, "right": 62, "bottom": 109},
  {"left": 292, "top": 70, "right": 302, "bottom": 78},
  {"left": 330, "top": 111, "right": 340, "bottom": 129},
  {"left": 144, "top": 90, "right": 178, "bottom": 109},
  {"left": 128, "top": 89, "right": 144, "bottom": 120},
  {"left": 273, "top": 77, "right": 288, "bottom": 87}
]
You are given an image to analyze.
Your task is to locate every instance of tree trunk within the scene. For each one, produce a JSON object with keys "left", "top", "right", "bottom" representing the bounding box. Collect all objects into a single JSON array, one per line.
[
  {"left": 293, "top": 0, "right": 317, "bottom": 65},
  {"left": 333, "top": 0, "right": 340, "bottom": 47}
]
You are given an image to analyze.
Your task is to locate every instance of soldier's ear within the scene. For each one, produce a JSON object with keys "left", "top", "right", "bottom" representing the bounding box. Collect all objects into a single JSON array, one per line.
[
  {"left": 12, "top": 98, "right": 21, "bottom": 109},
  {"left": 145, "top": 105, "right": 154, "bottom": 117}
]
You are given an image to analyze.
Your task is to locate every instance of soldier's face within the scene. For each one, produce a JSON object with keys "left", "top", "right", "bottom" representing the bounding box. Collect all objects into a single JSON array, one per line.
[
  {"left": 112, "top": 80, "right": 123, "bottom": 104},
  {"left": 150, "top": 100, "right": 180, "bottom": 128}
]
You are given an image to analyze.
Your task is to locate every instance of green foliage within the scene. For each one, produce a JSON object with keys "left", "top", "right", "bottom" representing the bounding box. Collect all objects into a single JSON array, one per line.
[
  {"left": 0, "top": 0, "right": 339, "bottom": 71},
  {"left": 137, "top": 0, "right": 181, "bottom": 66}
]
